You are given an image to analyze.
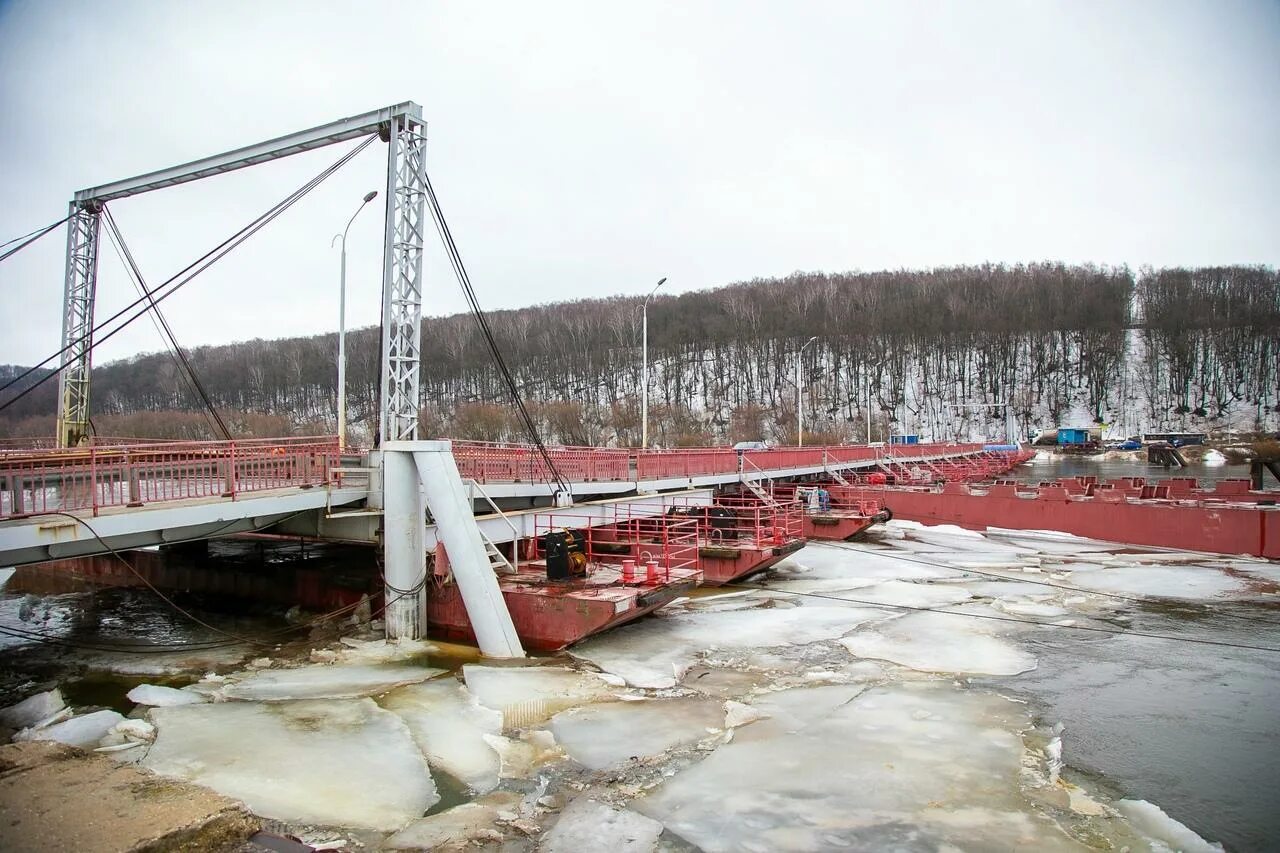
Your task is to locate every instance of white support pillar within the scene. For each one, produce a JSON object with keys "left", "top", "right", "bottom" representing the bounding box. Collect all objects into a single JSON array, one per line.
[
  {"left": 382, "top": 447, "right": 427, "bottom": 640},
  {"left": 409, "top": 441, "right": 524, "bottom": 658}
]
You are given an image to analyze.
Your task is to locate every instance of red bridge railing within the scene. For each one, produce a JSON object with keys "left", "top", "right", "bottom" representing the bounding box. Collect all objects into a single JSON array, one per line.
[{"left": 0, "top": 436, "right": 339, "bottom": 519}]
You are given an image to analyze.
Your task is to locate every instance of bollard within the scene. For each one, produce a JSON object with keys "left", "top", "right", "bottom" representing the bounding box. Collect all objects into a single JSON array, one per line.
[
  {"left": 645, "top": 559, "right": 660, "bottom": 584},
  {"left": 621, "top": 558, "right": 637, "bottom": 583}
]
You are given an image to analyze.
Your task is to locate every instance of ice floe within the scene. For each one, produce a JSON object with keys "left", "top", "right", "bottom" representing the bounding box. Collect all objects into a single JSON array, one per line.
[
  {"left": 144, "top": 698, "right": 437, "bottom": 830},
  {"left": 1116, "top": 799, "right": 1223, "bottom": 852},
  {"left": 542, "top": 797, "right": 665, "bottom": 853},
  {"left": 14, "top": 709, "right": 124, "bottom": 748},
  {"left": 550, "top": 697, "right": 724, "bottom": 770},
  {"left": 1065, "top": 565, "right": 1250, "bottom": 600},
  {"left": 840, "top": 610, "right": 1037, "bottom": 675},
  {"left": 126, "top": 683, "right": 207, "bottom": 707},
  {"left": 385, "top": 792, "right": 521, "bottom": 849},
  {"left": 636, "top": 682, "right": 1081, "bottom": 852},
  {"left": 462, "top": 664, "right": 616, "bottom": 726},
  {"left": 380, "top": 679, "right": 503, "bottom": 792},
  {"left": 0, "top": 688, "right": 65, "bottom": 729},
  {"left": 571, "top": 604, "right": 886, "bottom": 688},
  {"left": 220, "top": 662, "right": 444, "bottom": 701}
]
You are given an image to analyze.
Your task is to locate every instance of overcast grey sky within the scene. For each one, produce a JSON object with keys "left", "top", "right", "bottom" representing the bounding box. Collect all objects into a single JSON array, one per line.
[{"left": 1, "top": 0, "right": 1277, "bottom": 367}]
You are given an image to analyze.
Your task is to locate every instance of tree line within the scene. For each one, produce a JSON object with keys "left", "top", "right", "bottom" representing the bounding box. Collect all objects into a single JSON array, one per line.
[{"left": 1, "top": 263, "right": 1276, "bottom": 444}]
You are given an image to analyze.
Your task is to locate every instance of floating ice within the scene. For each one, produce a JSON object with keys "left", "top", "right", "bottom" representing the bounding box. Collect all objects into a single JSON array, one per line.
[
  {"left": 542, "top": 797, "right": 665, "bottom": 853},
  {"left": 111, "top": 718, "right": 156, "bottom": 743},
  {"left": 724, "top": 700, "right": 767, "bottom": 729},
  {"left": 838, "top": 579, "right": 974, "bottom": 609},
  {"left": 13, "top": 709, "right": 124, "bottom": 749},
  {"left": 332, "top": 637, "right": 438, "bottom": 664},
  {"left": 385, "top": 793, "right": 521, "bottom": 849},
  {"left": 1116, "top": 799, "right": 1223, "bottom": 852},
  {"left": 381, "top": 679, "right": 503, "bottom": 792},
  {"left": 571, "top": 604, "right": 885, "bottom": 688},
  {"left": 221, "top": 663, "right": 444, "bottom": 701},
  {"left": 463, "top": 664, "right": 616, "bottom": 726},
  {"left": 1066, "top": 565, "right": 1249, "bottom": 601},
  {"left": 144, "top": 698, "right": 437, "bottom": 830},
  {"left": 994, "top": 598, "right": 1069, "bottom": 618},
  {"left": 550, "top": 698, "right": 723, "bottom": 770},
  {"left": 126, "top": 683, "right": 207, "bottom": 707},
  {"left": 840, "top": 610, "right": 1037, "bottom": 675},
  {"left": 636, "top": 683, "right": 1076, "bottom": 852},
  {"left": 0, "top": 688, "right": 65, "bottom": 729}
]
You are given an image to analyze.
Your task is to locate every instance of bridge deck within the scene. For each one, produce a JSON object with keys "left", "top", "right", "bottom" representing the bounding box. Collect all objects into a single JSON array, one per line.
[{"left": 0, "top": 437, "right": 1002, "bottom": 566}]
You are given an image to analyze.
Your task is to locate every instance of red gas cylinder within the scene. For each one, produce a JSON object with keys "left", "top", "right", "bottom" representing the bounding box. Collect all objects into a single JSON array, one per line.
[{"left": 868, "top": 472, "right": 887, "bottom": 485}]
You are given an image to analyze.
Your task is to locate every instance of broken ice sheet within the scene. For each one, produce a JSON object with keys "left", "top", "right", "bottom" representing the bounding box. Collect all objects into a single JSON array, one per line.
[
  {"left": 221, "top": 662, "right": 445, "bottom": 701},
  {"left": 385, "top": 792, "right": 522, "bottom": 850},
  {"left": 462, "top": 664, "right": 616, "bottom": 726},
  {"left": 13, "top": 709, "right": 124, "bottom": 749},
  {"left": 380, "top": 679, "right": 503, "bottom": 793},
  {"left": 840, "top": 610, "right": 1037, "bottom": 676},
  {"left": 550, "top": 697, "right": 724, "bottom": 770},
  {"left": 542, "top": 797, "right": 664, "bottom": 853},
  {"left": 636, "top": 683, "right": 1102, "bottom": 853},
  {"left": 570, "top": 604, "right": 886, "bottom": 688},
  {"left": 144, "top": 698, "right": 437, "bottom": 831},
  {"left": 1064, "top": 565, "right": 1253, "bottom": 601}
]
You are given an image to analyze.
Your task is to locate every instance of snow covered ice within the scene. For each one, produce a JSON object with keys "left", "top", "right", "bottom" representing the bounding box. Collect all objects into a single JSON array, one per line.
[
  {"left": 13, "top": 708, "right": 123, "bottom": 748},
  {"left": 144, "top": 698, "right": 438, "bottom": 831},
  {"left": 126, "top": 683, "right": 207, "bottom": 706}
]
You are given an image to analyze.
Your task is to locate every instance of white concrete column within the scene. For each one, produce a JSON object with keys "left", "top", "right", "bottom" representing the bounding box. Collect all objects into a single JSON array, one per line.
[{"left": 382, "top": 448, "right": 427, "bottom": 639}]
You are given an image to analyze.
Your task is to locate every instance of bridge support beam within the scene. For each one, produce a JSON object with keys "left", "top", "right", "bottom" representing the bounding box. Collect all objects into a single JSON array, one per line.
[
  {"left": 382, "top": 442, "right": 524, "bottom": 658},
  {"left": 56, "top": 202, "right": 102, "bottom": 448}
]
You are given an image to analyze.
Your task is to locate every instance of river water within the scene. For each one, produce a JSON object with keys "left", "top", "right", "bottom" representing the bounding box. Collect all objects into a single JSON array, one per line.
[{"left": 1012, "top": 453, "right": 1254, "bottom": 487}]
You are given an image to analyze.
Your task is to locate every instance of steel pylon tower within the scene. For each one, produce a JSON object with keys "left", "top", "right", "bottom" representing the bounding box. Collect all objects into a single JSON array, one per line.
[
  {"left": 378, "top": 113, "right": 428, "bottom": 444},
  {"left": 54, "top": 102, "right": 427, "bottom": 448},
  {"left": 55, "top": 201, "right": 102, "bottom": 447}
]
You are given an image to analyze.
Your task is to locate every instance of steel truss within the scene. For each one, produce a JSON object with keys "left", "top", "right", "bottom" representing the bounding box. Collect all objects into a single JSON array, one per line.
[
  {"left": 379, "top": 115, "right": 428, "bottom": 443},
  {"left": 56, "top": 202, "right": 102, "bottom": 446},
  {"left": 56, "top": 102, "right": 426, "bottom": 447}
]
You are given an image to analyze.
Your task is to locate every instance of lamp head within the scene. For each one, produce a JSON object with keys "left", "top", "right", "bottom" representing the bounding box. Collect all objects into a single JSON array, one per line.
[{"left": 363, "top": 190, "right": 378, "bottom": 203}]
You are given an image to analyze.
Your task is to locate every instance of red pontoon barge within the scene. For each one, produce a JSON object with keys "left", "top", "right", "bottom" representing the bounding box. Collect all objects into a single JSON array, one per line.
[
  {"left": 663, "top": 495, "right": 806, "bottom": 585},
  {"left": 426, "top": 506, "right": 702, "bottom": 651},
  {"left": 768, "top": 483, "right": 891, "bottom": 541},
  {"left": 841, "top": 476, "right": 1280, "bottom": 559}
]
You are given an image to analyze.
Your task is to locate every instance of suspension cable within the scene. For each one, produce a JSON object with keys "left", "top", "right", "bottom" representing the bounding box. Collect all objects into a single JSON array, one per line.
[
  {"left": 101, "top": 205, "right": 232, "bottom": 439},
  {"left": 0, "top": 213, "right": 71, "bottom": 263},
  {"left": 421, "top": 170, "right": 572, "bottom": 496},
  {"left": 0, "top": 134, "right": 376, "bottom": 414}
]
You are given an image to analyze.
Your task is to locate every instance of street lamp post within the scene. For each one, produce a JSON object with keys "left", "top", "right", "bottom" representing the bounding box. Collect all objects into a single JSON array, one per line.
[
  {"left": 641, "top": 277, "right": 667, "bottom": 448},
  {"left": 331, "top": 190, "right": 378, "bottom": 449},
  {"left": 797, "top": 336, "right": 817, "bottom": 447}
]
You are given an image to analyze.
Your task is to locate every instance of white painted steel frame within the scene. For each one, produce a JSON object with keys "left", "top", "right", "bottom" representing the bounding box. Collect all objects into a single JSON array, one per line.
[
  {"left": 378, "top": 115, "right": 428, "bottom": 443},
  {"left": 56, "top": 102, "right": 426, "bottom": 448}
]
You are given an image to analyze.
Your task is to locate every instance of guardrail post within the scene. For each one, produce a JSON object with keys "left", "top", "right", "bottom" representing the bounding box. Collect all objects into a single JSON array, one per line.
[
  {"left": 90, "top": 445, "right": 99, "bottom": 516},
  {"left": 127, "top": 452, "right": 142, "bottom": 506},
  {"left": 8, "top": 473, "right": 23, "bottom": 516},
  {"left": 223, "top": 442, "right": 237, "bottom": 498}
]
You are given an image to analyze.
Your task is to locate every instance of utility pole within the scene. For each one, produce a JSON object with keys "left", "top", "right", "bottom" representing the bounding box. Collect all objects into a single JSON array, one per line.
[{"left": 797, "top": 336, "right": 817, "bottom": 446}]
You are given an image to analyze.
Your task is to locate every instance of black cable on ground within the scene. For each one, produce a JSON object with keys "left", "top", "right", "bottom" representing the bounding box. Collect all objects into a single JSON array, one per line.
[
  {"left": 101, "top": 205, "right": 232, "bottom": 440},
  {"left": 0, "top": 213, "right": 71, "bottom": 263},
  {"left": 422, "top": 170, "right": 572, "bottom": 497},
  {"left": 0, "top": 134, "right": 376, "bottom": 413}
]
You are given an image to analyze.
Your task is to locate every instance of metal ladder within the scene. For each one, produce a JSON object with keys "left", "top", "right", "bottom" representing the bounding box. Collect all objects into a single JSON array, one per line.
[
  {"left": 740, "top": 456, "right": 779, "bottom": 507},
  {"left": 466, "top": 478, "right": 520, "bottom": 575}
]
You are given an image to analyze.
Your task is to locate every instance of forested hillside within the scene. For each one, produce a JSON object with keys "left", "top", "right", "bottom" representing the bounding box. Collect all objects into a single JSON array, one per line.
[{"left": 2, "top": 264, "right": 1277, "bottom": 445}]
